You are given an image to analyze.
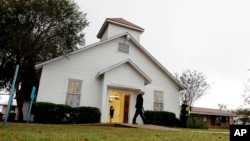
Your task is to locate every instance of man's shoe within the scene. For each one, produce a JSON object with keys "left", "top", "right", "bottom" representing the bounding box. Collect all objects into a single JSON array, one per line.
[{"left": 132, "top": 122, "right": 138, "bottom": 124}]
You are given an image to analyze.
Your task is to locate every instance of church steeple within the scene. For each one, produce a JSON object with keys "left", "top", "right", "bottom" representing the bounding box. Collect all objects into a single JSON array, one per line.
[{"left": 97, "top": 18, "right": 144, "bottom": 42}]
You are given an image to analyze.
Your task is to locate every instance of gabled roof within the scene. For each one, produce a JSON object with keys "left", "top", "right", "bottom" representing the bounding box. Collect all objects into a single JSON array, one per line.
[
  {"left": 191, "top": 107, "right": 234, "bottom": 117},
  {"left": 97, "top": 18, "right": 144, "bottom": 38},
  {"left": 35, "top": 32, "right": 185, "bottom": 90},
  {"left": 96, "top": 59, "right": 152, "bottom": 85}
]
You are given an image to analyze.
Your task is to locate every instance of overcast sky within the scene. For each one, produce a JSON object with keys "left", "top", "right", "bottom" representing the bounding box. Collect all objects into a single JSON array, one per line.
[{"left": 75, "top": 0, "right": 250, "bottom": 109}]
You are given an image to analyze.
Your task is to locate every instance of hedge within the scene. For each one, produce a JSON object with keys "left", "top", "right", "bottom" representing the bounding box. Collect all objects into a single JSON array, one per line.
[
  {"left": 31, "top": 102, "right": 101, "bottom": 124},
  {"left": 144, "top": 111, "right": 178, "bottom": 127}
]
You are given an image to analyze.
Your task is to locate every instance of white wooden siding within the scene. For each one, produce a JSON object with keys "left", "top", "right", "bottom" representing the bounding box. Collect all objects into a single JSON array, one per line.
[
  {"left": 37, "top": 35, "right": 181, "bottom": 121},
  {"left": 100, "top": 24, "right": 141, "bottom": 42},
  {"left": 100, "top": 63, "right": 146, "bottom": 122}
]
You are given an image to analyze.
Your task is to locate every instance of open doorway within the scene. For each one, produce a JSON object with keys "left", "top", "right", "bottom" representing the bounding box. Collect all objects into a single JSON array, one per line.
[{"left": 108, "top": 90, "right": 130, "bottom": 123}]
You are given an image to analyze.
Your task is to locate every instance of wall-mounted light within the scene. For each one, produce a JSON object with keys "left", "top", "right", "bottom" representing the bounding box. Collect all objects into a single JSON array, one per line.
[
  {"left": 109, "top": 95, "right": 120, "bottom": 100},
  {"left": 123, "top": 34, "right": 131, "bottom": 44}
]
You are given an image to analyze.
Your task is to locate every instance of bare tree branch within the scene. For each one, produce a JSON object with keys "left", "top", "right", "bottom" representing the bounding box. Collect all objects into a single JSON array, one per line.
[{"left": 175, "top": 70, "right": 210, "bottom": 107}]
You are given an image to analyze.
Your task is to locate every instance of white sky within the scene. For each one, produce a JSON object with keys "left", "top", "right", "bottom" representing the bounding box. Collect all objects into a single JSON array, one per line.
[{"left": 75, "top": 0, "right": 250, "bottom": 110}]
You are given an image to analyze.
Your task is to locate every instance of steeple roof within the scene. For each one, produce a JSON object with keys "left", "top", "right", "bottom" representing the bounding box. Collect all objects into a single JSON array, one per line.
[{"left": 97, "top": 18, "right": 144, "bottom": 39}]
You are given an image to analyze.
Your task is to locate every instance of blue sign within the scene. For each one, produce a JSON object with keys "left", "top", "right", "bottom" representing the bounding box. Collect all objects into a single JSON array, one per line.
[
  {"left": 27, "top": 86, "right": 36, "bottom": 123},
  {"left": 30, "top": 87, "right": 36, "bottom": 100}
]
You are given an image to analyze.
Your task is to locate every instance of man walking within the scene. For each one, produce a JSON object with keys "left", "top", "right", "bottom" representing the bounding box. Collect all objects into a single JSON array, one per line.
[{"left": 132, "top": 91, "right": 147, "bottom": 124}]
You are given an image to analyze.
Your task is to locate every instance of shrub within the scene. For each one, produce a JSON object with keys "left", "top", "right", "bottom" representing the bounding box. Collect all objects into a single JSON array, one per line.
[
  {"left": 144, "top": 111, "right": 178, "bottom": 127},
  {"left": 32, "top": 102, "right": 71, "bottom": 124},
  {"left": 71, "top": 107, "right": 101, "bottom": 123},
  {"left": 187, "top": 118, "right": 208, "bottom": 129},
  {"left": 32, "top": 102, "right": 101, "bottom": 124}
]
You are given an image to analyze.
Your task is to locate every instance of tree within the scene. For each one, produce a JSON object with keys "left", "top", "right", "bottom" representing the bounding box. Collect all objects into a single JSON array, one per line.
[
  {"left": 242, "top": 76, "right": 250, "bottom": 108},
  {"left": 231, "top": 108, "right": 250, "bottom": 125},
  {"left": 218, "top": 103, "right": 227, "bottom": 111},
  {"left": 175, "top": 70, "right": 210, "bottom": 107},
  {"left": 0, "top": 0, "right": 89, "bottom": 121}
]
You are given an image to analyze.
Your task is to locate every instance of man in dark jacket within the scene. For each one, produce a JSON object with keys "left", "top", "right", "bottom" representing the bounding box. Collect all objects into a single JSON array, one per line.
[
  {"left": 132, "top": 91, "right": 147, "bottom": 124},
  {"left": 180, "top": 100, "right": 190, "bottom": 128}
]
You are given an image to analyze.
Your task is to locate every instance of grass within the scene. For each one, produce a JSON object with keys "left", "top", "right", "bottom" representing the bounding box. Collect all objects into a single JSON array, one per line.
[{"left": 0, "top": 122, "right": 229, "bottom": 141}]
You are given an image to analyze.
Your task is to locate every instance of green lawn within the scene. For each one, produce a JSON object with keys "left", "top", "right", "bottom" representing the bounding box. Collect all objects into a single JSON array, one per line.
[{"left": 0, "top": 122, "right": 229, "bottom": 141}]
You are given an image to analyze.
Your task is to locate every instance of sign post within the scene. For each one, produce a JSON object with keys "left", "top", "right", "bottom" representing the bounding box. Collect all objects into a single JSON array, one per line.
[
  {"left": 26, "top": 86, "right": 36, "bottom": 123},
  {"left": 3, "top": 65, "right": 19, "bottom": 127}
]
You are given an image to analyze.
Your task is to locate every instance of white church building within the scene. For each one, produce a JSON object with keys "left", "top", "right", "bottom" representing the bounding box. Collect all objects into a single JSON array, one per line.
[{"left": 35, "top": 18, "right": 185, "bottom": 123}]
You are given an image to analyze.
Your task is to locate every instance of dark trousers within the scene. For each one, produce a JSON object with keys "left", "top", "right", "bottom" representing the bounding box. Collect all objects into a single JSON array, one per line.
[
  {"left": 180, "top": 115, "right": 188, "bottom": 128},
  {"left": 132, "top": 108, "right": 147, "bottom": 123}
]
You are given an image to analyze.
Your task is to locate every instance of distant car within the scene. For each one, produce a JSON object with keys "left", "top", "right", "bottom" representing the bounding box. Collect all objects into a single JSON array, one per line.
[{"left": 233, "top": 119, "right": 243, "bottom": 125}]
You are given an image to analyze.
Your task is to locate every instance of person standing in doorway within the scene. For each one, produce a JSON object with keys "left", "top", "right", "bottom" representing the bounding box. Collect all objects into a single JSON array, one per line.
[
  {"left": 109, "top": 106, "right": 114, "bottom": 123},
  {"left": 132, "top": 91, "right": 147, "bottom": 124},
  {"left": 180, "top": 100, "right": 190, "bottom": 128}
]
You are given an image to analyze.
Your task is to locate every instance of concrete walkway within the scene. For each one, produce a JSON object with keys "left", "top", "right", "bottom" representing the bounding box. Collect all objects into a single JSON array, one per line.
[
  {"left": 115, "top": 124, "right": 229, "bottom": 134},
  {"left": 87, "top": 123, "right": 180, "bottom": 131},
  {"left": 114, "top": 123, "right": 180, "bottom": 131},
  {"left": 87, "top": 123, "right": 229, "bottom": 134}
]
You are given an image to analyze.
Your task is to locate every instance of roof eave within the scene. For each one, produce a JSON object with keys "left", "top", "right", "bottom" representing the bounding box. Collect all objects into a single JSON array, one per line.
[
  {"left": 96, "top": 59, "right": 152, "bottom": 85},
  {"left": 36, "top": 32, "right": 183, "bottom": 90},
  {"left": 128, "top": 36, "right": 185, "bottom": 90},
  {"left": 191, "top": 112, "right": 235, "bottom": 117},
  {"left": 35, "top": 33, "right": 129, "bottom": 70}
]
